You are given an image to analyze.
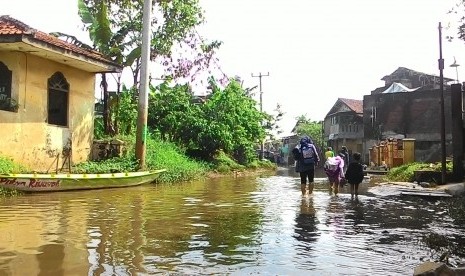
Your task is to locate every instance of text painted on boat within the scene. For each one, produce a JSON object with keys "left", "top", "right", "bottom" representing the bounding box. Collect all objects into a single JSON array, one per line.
[{"left": 0, "top": 178, "right": 61, "bottom": 188}]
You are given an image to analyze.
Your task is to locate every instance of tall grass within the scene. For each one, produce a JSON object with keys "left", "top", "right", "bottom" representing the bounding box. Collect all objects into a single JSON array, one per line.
[
  {"left": 386, "top": 162, "right": 453, "bottom": 182},
  {"left": 72, "top": 135, "right": 208, "bottom": 183}
]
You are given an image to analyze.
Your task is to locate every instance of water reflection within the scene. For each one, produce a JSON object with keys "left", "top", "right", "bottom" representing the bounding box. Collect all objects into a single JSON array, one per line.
[
  {"left": 0, "top": 169, "right": 464, "bottom": 275},
  {"left": 294, "top": 197, "right": 319, "bottom": 247}
]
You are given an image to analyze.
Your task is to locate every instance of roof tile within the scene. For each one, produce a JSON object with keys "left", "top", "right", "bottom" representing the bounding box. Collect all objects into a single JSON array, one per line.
[
  {"left": 339, "top": 98, "right": 363, "bottom": 114},
  {"left": 0, "top": 15, "right": 120, "bottom": 68}
]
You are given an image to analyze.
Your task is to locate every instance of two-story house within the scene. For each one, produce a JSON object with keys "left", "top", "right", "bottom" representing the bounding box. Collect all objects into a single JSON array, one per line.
[
  {"left": 323, "top": 98, "right": 364, "bottom": 159},
  {"left": 363, "top": 67, "right": 454, "bottom": 163}
]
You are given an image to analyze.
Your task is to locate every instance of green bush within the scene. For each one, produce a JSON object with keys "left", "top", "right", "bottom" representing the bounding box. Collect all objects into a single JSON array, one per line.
[
  {"left": 386, "top": 162, "right": 453, "bottom": 182},
  {"left": 144, "top": 136, "right": 208, "bottom": 183},
  {"left": 72, "top": 134, "right": 208, "bottom": 183},
  {"left": 209, "top": 151, "right": 275, "bottom": 173},
  {"left": 0, "top": 156, "right": 28, "bottom": 174},
  {"left": 72, "top": 156, "right": 138, "bottom": 174},
  {"left": 212, "top": 151, "right": 246, "bottom": 172},
  {"left": 0, "top": 156, "right": 26, "bottom": 196}
]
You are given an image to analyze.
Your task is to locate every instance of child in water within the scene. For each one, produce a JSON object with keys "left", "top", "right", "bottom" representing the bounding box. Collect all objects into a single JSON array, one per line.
[
  {"left": 324, "top": 154, "right": 344, "bottom": 195},
  {"left": 344, "top": 152, "right": 364, "bottom": 199}
]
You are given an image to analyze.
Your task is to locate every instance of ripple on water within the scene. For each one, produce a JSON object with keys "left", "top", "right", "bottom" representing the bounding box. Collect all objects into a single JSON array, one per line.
[{"left": 1, "top": 171, "right": 465, "bottom": 275}]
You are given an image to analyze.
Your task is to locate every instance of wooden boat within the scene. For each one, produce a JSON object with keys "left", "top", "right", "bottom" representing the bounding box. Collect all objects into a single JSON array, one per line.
[{"left": 0, "top": 169, "right": 166, "bottom": 192}]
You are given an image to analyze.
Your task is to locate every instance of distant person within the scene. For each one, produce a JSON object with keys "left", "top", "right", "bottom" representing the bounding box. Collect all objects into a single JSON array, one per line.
[
  {"left": 339, "top": 146, "right": 350, "bottom": 173},
  {"left": 324, "top": 147, "right": 335, "bottom": 161},
  {"left": 292, "top": 136, "right": 320, "bottom": 196},
  {"left": 345, "top": 152, "right": 364, "bottom": 200},
  {"left": 280, "top": 140, "right": 290, "bottom": 165},
  {"left": 324, "top": 154, "right": 345, "bottom": 195}
]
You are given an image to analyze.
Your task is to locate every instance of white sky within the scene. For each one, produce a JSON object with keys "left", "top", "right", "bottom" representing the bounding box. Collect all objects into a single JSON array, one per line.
[{"left": 2, "top": 0, "right": 465, "bottom": 135}]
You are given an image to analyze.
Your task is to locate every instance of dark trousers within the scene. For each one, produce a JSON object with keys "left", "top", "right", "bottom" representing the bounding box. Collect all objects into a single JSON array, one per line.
[{"left": 300, "top": 169, "right": 315, "bottom": 184}]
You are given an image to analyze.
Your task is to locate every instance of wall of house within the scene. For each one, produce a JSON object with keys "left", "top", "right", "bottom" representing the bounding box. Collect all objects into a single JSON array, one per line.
[
  {"left": 0, "top": 51, "right": 96, "bottom": 171},
  {"left": 363, "top": 90, "right": 453, "bottom": 163},
  {"left": 324, "top": 113, "right": 364, "bottom": 162}
]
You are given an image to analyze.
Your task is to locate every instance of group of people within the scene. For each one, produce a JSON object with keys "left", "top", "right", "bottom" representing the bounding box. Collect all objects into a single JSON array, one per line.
[{"left": 291, "top": 136, "right": 365, "bottom": 199}]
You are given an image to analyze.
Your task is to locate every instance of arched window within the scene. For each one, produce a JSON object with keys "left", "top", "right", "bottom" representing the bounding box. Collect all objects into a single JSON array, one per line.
[
  {"left": 0, "top": 62, "right": 13, "bottom": 112},
  {"left": 47, "top": 72, "right": 69, "bottom": 126}
]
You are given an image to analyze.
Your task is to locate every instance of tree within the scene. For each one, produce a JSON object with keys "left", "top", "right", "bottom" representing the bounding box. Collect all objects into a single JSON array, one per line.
[
  {"left": 294, "top": 115, "right": 324, "bottom": 151},
  {"left": 78, "top": 0, "right": 224, "bottom": 136},
  {"left": 263, "top": 103, "right": 284, "bottom": 141},
  {"left": 78, "top": 0, "right": 119, "bottom": 135},
  {"left": 145, "top": 79, "right": 265, "bottom": 163},
  {"left": 78, "top": 0, "right": 223, "bottom": 88}
]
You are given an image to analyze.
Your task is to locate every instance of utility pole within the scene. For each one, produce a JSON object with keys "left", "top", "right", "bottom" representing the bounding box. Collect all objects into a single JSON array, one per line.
[
  {"left": 251, "top": 72, "right": 270, "bottom": 160},
  {"left": 438, "top": 22, "right": 447, "bottom": 184},
  {"left": 135, "top": 0, "right": 152, "bottom": 170}
]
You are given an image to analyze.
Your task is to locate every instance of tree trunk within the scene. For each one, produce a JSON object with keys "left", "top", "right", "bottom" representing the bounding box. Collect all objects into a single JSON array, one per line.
[
  {"left": 114, "top": 73, "right": 122, "bottom": 135},
  {"left": 101, "top": 73, "right": 111, "bottom": 135}
]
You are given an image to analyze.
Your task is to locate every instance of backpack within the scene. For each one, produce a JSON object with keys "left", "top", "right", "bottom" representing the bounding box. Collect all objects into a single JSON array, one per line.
[
  {"left": 324, "top": 157, "right": 339, "bottom": 172},
  {"left": 300, "top": 143, "right": 315, "bottom": 164}
]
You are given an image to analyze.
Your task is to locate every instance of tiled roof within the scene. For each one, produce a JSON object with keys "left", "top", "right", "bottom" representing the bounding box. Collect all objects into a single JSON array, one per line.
[
  {"left": 339, "top": 98, "right": 363, "bottom": 114},
  {"left": 0, "top": 15, "right": 120, "bottom": 68}
]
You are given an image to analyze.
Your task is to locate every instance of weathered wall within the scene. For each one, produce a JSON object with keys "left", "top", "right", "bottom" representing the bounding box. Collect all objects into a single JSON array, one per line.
[
  {"left": 363, "top": 90, "right": 453, "bottom": 163},
  {"left": 324, "top": 113, "right": 364, "bottom": 162},
  {"left": 0, "top": 51, "right": 96, "bottom": 171}
]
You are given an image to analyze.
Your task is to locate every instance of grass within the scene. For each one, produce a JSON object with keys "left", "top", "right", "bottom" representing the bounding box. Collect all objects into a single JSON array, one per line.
[
  {"left": 386, "top": 161, "right": 453, "bottom": 182},
  {"left": 72, "top": 135, "right": 208, "bottom": 183},
  {"left": 0, "top": 135, "right": 276, "bottom": 196}
]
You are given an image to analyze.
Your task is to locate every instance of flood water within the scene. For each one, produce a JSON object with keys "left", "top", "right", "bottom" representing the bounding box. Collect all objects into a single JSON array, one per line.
[{"left": 1, "top": 167, "right": 465, "bottom": 275}]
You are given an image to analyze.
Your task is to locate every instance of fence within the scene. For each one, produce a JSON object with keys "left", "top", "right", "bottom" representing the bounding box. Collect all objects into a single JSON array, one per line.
[{"left": 369, "top": 138, "right": 415, "bottom": 169}]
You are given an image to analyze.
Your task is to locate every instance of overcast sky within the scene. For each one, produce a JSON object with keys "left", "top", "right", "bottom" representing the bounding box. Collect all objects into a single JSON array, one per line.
[{"left": 2, "top": 0, "right": 464, "bottom": 135}]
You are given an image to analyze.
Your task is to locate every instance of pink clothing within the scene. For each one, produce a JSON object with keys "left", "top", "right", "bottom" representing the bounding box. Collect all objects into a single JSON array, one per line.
[{"left": 324, "top": 156, "right": 345, "bottom": 182}]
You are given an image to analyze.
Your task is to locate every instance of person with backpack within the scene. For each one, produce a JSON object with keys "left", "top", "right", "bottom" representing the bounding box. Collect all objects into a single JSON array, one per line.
[
  {"left": 344, "top": 152, "right": 364, "bottom": 200},
  {"left": 292, "top": 136, "right": 320, "bottom": 196},
  {"left": 323, "top": 154, "right": 345, "bottom": 195}
]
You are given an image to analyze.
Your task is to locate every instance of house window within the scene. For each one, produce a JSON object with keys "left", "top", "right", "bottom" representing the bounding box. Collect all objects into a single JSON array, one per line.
[
  {"left": 47, "top": 72, "right": 69, "bottom": 126},
  {"left": 0, "top": 62, "right": 15, "bottom": 112}
]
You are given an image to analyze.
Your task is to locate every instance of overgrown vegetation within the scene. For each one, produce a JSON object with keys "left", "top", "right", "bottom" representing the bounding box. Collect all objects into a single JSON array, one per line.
[
  {"left": 72, "top": 131, "right": 275, "bottom": 183},
  {"left": 0, "top": 156, "right": 26, "bottom": 196},
  {"left": 386, "top": 162, "right": 453, "bottom": 182},
  {"left": 77, "top": 0, "right": 223, "bottom": 134},
  {"left": 98, "top": 79, "right": 272, "bottom": 165},
  {"left": 73, "top": 135, "right": 208, "bottom": 183},
  {"left": 0, "top": 156, "right": 28, "bottom": 174}
]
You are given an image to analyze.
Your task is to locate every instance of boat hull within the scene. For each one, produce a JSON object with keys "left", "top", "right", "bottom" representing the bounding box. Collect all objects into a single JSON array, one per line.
[{"left": 0, "top": 169, "right": 166, "bottom": 192}]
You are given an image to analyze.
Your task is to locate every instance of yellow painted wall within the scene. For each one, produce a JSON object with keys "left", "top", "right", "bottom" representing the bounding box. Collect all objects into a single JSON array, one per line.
[{"left": 0, "top": 51, "right": 96, "bottom": 171}]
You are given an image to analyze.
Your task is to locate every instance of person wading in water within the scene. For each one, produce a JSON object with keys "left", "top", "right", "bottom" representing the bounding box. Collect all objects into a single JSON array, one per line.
[{"left": 292, "top": 136, "right": 320, "bottom": 197}]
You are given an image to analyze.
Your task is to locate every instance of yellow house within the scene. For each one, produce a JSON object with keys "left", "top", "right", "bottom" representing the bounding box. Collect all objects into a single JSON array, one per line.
[{"left": 0, "top": 16, "right": 122, "bottom": 171}]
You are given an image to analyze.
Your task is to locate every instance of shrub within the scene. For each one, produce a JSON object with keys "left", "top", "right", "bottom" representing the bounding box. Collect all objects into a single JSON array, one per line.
[
  {"left": 0, "top": 156, "right": 27, "bottom": 174},
  {"left": 72, "top": 134, "right": 207, "bottom": 183},
  {"left": 386, "top": 162, "right": 452, "bottom": 182},
  {"left": 0, "top": 156, "right": 26, "bottom": 196}
]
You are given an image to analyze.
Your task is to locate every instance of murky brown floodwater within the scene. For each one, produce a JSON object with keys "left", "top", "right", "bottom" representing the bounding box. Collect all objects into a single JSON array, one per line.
[{"left": 0, "top": 167, "right": 464, "bottom": 275}]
